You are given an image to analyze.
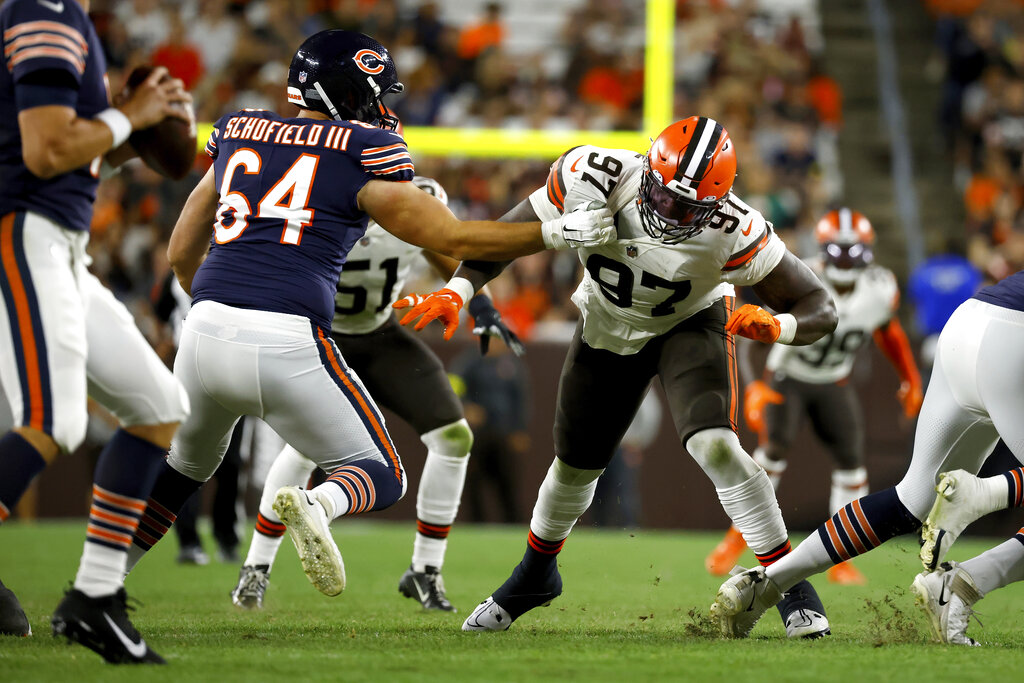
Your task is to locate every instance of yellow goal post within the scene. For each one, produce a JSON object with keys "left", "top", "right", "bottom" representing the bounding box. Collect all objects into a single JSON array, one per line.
[{"left": 196, "top": 0, "right": 674, "bottom": 159}]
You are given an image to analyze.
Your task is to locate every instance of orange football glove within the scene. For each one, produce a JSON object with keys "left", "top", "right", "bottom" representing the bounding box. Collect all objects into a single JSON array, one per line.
[
  {"left": 725, "top": 304, "right": 781, "bottom": 343},
  {"left": 743, "top": 380, "right": 784, "bottom": 434},
  {"left": 392, "top": 288, "right": 465, "bottom": 340},
  {"left": 898, "top": 380, "right": 924, "bottom": 418}
]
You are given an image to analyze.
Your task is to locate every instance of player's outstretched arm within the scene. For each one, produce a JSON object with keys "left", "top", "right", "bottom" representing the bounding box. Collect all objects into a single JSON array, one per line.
[
  {"left": 168, "top": 166, "right": 218, "bottom": 295},
  {"left": 19, "top": 67, "right": 190, "bottom": 179},
  {"left": 359, "top": 180, "right": 613, "bottom": 262},
  {"left": 391, "top": 197, "right": 541, "bottom": 341},
  {"left": 873, "top": 318, "right": 923, "bottom": 417},
  {"left": 733, "top": 250, "right": 837, "bottom": 346}
]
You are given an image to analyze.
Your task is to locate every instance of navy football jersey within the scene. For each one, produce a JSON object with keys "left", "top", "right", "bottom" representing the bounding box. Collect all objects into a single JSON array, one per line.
[
  {"left": 0, "top": 0, "right": 108, "bottom": 232},
  {"left": 974, "top": 270, "right": 1024, "bottom": 312},
  {"left": 191, "top": 109, "right": 414, "bottom": 330}
]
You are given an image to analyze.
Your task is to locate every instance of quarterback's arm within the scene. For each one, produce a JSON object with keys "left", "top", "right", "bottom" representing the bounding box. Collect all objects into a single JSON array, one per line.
[
  {"left": 749, "top": 251, "right": 838, "bottom": 345},
  {"left": 18, "top": 68, "right": 190, "bottom": 179},
  {"left": 168, "top": 165, "right": 218, "bottom": 295},
  {"left": 358, "top": 180, "right": 611, "bottom": 262}
]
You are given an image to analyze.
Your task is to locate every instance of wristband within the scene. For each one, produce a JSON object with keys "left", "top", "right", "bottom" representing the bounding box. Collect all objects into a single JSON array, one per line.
[
  {"left": 95, "top": 108, "right": 132, "bottom": 148},
  {"left": 775, "top": 313, "right": 797, "bottom": 344},
  {"left": 443, "top": 276, "right": 475, "bottom": 307}
]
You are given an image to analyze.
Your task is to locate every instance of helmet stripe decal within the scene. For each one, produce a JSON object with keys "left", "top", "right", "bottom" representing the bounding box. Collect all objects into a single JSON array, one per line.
[
  {"left": 675, "top": 116, "right": 708, "bottom": 182},
  {"left": 689, "top": 121, "right": 723, "bottom": 187},
  {"left": 681, "top": 117, "right": 721, "bottom": 183},
  {"left": 838, "top": 207, "right": 853, "bottom": 240}
]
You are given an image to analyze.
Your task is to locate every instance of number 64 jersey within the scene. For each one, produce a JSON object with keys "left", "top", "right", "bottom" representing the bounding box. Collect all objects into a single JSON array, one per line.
[{"left": 529, "top": 146, "right": 787, "bottom": 355}]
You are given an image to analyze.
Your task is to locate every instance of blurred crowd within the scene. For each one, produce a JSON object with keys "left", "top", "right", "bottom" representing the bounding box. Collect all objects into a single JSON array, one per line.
[{"left": 927, "top": 0, "right": 1024, "bottom": 282}]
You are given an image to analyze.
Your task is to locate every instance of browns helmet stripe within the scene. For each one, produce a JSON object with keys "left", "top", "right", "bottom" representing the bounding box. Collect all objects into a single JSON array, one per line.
[
  {"left": 675, "top": 117, "right": 722, "bottom": 186},
  {"left": 838, "top": 207, "right": 854, "bottom": 240},
  {"left": 687, "top": 121, "right": 723, "bottom": 187}
]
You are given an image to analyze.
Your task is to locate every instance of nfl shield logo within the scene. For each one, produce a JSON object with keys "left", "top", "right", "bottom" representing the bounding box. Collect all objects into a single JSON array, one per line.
[
  {"left": 626, "top": 245, "right": 638, "bottom": 258},
  {"left": 298, "top": 71, "right": 307, "bottom": 83}
]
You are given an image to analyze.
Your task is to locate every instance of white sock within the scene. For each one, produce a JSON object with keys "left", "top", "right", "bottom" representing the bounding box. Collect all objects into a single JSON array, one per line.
[
  {"left": 244, "top": 444, "right": 317, "bottom": 569},
  {"left": 716, "top": 469, "right": 788, "bottom": 558},
  {"left": 412, "top": 451, "right": 469, "bottom": 571},
  {"left": 752, "top": 447, "right": 786, "bottom": 491},
  {"left": 830, "top": 467, "right": 868, "bottom": 515},
  {"left": 311, "top": 481, "right": 345, "bottom": 520},
  {"left": 74, "top": 543, "right": 127, "bottom": 597},
  {"left": 766, "top": 534, "right": 835, "bottom": 592},
  {"left": 961, "top": 537, "right": 1024, "bottom": 595},
  {"left": 529, "top": 458, "right": 603, "bottom": 542}
]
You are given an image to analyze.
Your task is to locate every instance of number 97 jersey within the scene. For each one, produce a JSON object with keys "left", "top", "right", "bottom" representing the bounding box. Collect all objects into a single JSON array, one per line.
[
  {"left": 529, "top": 145, "right": 787, "bottom": 355},
  {"left": 767, "top": 260, "right": 900, "bottom": 384},
  {"left": 331, "top": 176, "right": 447, "bottom": 335}
]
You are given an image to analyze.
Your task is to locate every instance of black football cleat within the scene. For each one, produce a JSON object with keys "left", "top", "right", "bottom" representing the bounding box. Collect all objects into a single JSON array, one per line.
[
  {"left": 776, "top": 578, "right": 831, "bottom": 639},
  {"left": 398, "top": 565, "right": 455, "bottom": 612},
  {"left": 462, "top": 560, "right": 562, "bottom": 631},
  {"left": 0, "top": 579, "right": 30, "bottom": 636},
  {"left": 52, "top": 588, "right": 164, "bottom": 664}
]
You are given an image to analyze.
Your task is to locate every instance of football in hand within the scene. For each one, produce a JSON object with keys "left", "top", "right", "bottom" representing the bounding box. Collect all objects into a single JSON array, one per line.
[{"left": 123, "top": 66, "right": 196, "bottom": 180}]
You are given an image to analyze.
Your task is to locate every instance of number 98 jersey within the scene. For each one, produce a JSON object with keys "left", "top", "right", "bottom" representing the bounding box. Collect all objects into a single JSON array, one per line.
[
  {"left": 767, "top": 259, "right": 899, "bottom": 384},
  {"left": 331, "top": 176, "right": 447, "bottom": 335},
  {"left": 529, "top": 145, "right": 787, "bottom": 355}
]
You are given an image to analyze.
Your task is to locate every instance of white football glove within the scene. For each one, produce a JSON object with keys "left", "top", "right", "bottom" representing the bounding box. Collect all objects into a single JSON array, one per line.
[{"left": 540, "top": 201, "right": 616, "bottom": 250}]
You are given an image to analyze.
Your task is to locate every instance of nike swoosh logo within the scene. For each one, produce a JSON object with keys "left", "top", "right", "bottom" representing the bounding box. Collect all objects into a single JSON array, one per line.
[
  {"left": 37, "top": 0, "right": 63, "bottom": 11},
  {"left": 570, "top": 157, "right": 581, "bottom": 173},
  {"left": 412, "top": 580, "right": 430, "bottom": 604},
  {"left": 741, "top": 224, "right": 752, "bottom": 236},
  {"left": 938, "top": 579, "right": 950, "bottom": 606},
  {"left": 102, "top": 614, "right": 148, "bottom": 659}
]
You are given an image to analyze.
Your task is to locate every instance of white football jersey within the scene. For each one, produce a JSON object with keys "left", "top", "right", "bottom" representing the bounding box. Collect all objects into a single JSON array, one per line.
[
  {"left": 529, "top": 145, "right": 786, "bottom": 355},
  {"left": 766, "top": 259, "right": 899, "bottom": 384},
  {"left": 331, "top": 176, "right": 447, "bottom": 335}
]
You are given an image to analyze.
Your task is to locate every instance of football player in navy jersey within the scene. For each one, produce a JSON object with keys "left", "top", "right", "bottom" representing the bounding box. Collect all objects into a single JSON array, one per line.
[
  {"left": 713, "top": 269, "right": 1024, "bottom": 639},
  {"left": 0, "top": 0, "right": 193, "bottom": 663},
  {"left": 120, "top": 30, "right": 614, "bottom": 612}
]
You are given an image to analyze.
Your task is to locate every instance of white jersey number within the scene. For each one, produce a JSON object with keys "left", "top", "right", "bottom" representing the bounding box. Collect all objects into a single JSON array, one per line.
[
  {"left": 797, "top": 329, "right": 869, "bottom": 368},
  {"left": 214, "top": 149, "right": 320, "bottom": 245}
]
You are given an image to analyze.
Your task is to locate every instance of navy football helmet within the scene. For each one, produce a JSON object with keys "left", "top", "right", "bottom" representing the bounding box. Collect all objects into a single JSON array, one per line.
[{"left": 287, "top": 30, "right": 404, "bottom": 128}]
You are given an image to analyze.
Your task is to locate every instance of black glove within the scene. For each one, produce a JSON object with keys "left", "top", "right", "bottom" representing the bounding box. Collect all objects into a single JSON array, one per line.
[{"left": 468, "top": 294, "right": 525, "bottom": 357}]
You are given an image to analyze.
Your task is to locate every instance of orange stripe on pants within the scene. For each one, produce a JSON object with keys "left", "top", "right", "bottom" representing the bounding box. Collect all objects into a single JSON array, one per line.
[{"left": 0, "top": 213, "right": 44, "bottom": 431}]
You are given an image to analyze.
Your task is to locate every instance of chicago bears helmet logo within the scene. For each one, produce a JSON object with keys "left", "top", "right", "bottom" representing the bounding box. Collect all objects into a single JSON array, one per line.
[{"left": 354, "top": 49, "right": 386, "bottom": 75}]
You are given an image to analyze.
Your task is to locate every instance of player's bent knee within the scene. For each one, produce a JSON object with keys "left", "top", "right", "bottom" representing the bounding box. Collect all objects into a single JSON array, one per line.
[
  {"left": 13, "top": 426, "right": 62, "bottom": 462},
  {"left": 420, "top": 418, "right": 473, "bottom": 458},
  {"left": 685, "top": 427, "right": 759, "bottom": 485}
]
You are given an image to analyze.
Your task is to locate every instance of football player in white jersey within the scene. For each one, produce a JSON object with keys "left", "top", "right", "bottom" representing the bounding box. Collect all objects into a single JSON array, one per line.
[
  {"left": 229, "top": 175, "right": 521, "bottom": 612},
  {"left": 396, "top": 116, "right": 840, "bottom": 638},
  {"left": 706, "top": 209, "right": 923, "bottom": 586}
]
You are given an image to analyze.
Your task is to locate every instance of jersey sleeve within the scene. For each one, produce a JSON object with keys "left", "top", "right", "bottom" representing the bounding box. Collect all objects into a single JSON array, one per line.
[
  {"left": 356, "top": 126, "right": 414, "bottom": 181},
  {"left": 3, "top": 0, "right": 91, "bottom": 86},
  {"left": 529, "top": 146, "right": 636, "bottom": 220},
  {"left": 411, "top": 176, "right": 448, "bottom": 206},
  {"left": 205, "top": 113, "right": 230, "bottom": 160},
  {"left": 720, "top": 207, "right": 786, "bottom": 286}
]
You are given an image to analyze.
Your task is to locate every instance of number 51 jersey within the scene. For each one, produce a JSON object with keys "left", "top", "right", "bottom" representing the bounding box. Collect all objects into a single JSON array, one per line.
[
  {"left": 529, "top": 145, "right": 787, "bottom": 355},
  {"left": 191, "top": 109, "right": 414, "bottom": 331}
]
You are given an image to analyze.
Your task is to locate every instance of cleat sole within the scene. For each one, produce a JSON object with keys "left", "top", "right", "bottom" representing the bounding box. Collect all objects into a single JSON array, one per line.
[{"left": 274, "top": 489, "right": 345, "bottom": 597}]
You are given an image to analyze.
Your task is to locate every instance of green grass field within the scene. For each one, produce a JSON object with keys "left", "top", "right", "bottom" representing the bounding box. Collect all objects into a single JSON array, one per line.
[{"left": 2, "top": 521, "right": 1023, "bottom": 682}]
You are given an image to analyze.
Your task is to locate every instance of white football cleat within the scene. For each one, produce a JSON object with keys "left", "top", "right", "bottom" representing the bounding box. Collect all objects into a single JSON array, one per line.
[
  {"left": 273, "top": 486, "right": 345, "bottom": 597},
  {"left": 462, "top": 597, "right": 513, "bottom": 632},
  {"left": 910, "top": 562, "right": 982, "bottom": 646},
  {"left": 920, "top": 470, "right": 1000, "bottom": 571},
  {"left": 710, "top": 566, "right": 782, "bottom": 638},
  {"left": 784, "top": 608, "right": 831, "bottom": 639}
]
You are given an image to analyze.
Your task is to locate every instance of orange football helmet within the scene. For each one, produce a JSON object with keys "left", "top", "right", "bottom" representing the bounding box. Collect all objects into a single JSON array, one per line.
[
  {"left": 815, "top": 208, "right": 875, "bottom": 285},
  {"left": 639, "top": 116, "right": 737, "bottom": 243}
]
